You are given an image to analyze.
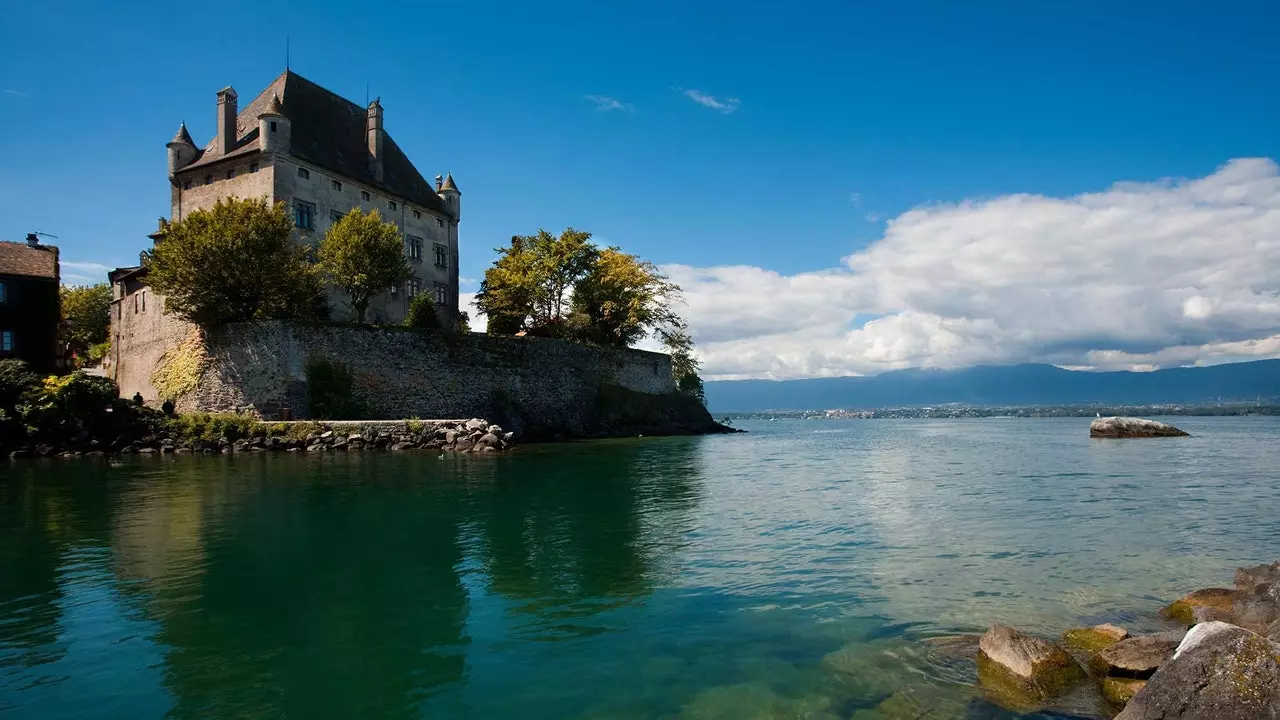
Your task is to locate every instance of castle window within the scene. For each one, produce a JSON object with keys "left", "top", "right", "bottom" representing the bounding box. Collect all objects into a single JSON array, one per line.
[
  {"left": 294, "top": 199, "right": 316, "bottom": 231},
  {"left": 270, "top": 121, "right": 278, "bottom": 132},
  {"left": 434, "top": 283, "right": 448, "bottom": 306},
  {"left": 0, "top": 331, "right": 12, "bottom": 353},
  {"left": 183, "top": 179, "right": 192, "bottom": 190},
  {"left": 409, "top": 279, "right": 421, "bottom": 298},
  {"left": 250, "top": 162, "right": 259, "bottom": 173},
  {"left": 297, "top": 167, "right": 310, "bottom": 180},
  {"left": 140, "top": 291, "right": 146, "bottom": 312},
  {"left": 204, "top": 175, "right": 213, "bottom": 186},
  {"left": 226, "top": 168, "right": 235, "bottom": 180},
  {"left": 406, "top": 236, "right": 423, "bottom": 261},
  {"left": 0, "top": 282, "right": 6, "bottom": 303},
  {"left": 331, "top": 210, "right": 345, "bottom": 224},
  {"left": 361, "top": 190, "right": 371, "bottom": 202},
  {"left": 332, "top": 180, "right": 342, "bottom": 191},
  {"left": 433, "top": 244, "right": 447, "bottom": 268},
  {"left": 388, "top": 200, "right": 397, "bottom": 211},
  {"left": 390, "top": 283, "right": 398, "bottom": 296},
  {"left": 413, "top": 210, "right": 421, "bottom": 220},
  {"left": 436, "top": 218, "right": 444, "bottom": 228}
]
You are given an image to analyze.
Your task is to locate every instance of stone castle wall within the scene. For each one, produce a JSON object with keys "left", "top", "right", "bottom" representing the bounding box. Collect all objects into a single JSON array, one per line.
[{"left": 117, "top": 319, "right": 677, "bottom": 432}]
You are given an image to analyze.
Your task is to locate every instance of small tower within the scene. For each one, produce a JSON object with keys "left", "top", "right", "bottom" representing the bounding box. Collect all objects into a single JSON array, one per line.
[
  {"left": 437, "top": 173, "right": 461, "bottom": 220},
  {"left": 166, "top": 123, "right": 198, "bottom": 177},
  {"left": 258, "top": 93, "right": 290, "bottom": 155}
]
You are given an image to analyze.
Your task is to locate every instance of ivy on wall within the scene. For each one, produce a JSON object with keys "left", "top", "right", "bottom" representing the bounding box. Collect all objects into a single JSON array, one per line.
[{"left": 151, "top": 329, "right": 208, "bottom": 402}]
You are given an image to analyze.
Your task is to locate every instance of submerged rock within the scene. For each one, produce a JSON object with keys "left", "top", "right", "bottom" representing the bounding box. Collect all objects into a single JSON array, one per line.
[
  {"left": 1234, "top": 582, "right": 1280, "bottom": 640},
  {"left": 679, "top": 683, "right": 838, "bottom": 720},
  {"left": 1115, "top": 621, "right": 1280, "bottom": 719},
  {"left": 976, "top": 625, "right": 1085, "bottom": 710},
  {"left": 1091, "top": 635, "right": 1179, "bottom": 678},
  {"left": 1090, "top": 417, "right": 1189, "bottom": 438},
  {"left": 1161, "top": 587, "right": 1236, "bottom": 624},
  {"left": 1063, "top": 623, "right": 1130, "bottom": 652}
]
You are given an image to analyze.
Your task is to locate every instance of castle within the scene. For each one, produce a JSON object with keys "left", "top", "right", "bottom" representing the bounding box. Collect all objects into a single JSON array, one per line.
[{"left": 123, "top": 69, "right": 460, "bottom": 325}]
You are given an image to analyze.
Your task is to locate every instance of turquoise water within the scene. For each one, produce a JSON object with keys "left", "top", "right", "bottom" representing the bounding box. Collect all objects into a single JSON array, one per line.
[{"left": 2, "top": 417, "right": 1279, "bottom": 719}]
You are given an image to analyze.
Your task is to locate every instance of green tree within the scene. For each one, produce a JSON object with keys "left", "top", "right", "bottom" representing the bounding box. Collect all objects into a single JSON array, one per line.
[
  {"left": 318, "top": 208, "right": 412, "bottom": 323},
  {"left": 142, "top": 197, "right": 323, "bottom": 326},
  {"left": 404, "top": 293, "right": 441, "bottom": 329},
  {"left": 570, "top": 248, "right": 680, "bottom": 347},
  {"left": 60, "top": 283, "right": 112, "bottom": 362},
  {"left": 659, "top": 321, "right": 705, "bottom": 404},
  {"left": 475, "top": 228, "right": 598, "bottom": 335}
]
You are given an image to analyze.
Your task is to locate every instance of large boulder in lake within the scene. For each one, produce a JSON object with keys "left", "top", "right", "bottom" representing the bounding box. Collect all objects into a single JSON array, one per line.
[
  {"left": 1091, "top": 634, "right": 1180, "bottom": 678},
  {"left": 1235, "top": 582, "right": 1280, "bottom": 641},
  {"left": 1116, "top": 621, "right": 1280, "bottom": 719},
  {"left": 1063, "top": 623, "right": 1129, "bottom": 652},
  {"left": 1162, "top": 587, "right": 1236, "bottom": 624},
  {"left": 1090, "top": 417, "right": 1189, "bottom": 438},
  {"left": 976, "top": 625, "right": 1085, "bottom": 709}
]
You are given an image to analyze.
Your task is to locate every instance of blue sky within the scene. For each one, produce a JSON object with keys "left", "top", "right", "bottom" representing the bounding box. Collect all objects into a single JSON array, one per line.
[{"left": 2, "top": 0, "right": 1278, "bottom": 377}]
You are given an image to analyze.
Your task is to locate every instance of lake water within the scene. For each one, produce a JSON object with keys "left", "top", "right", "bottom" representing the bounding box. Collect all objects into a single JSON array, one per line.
[{"left": 2, "top": 417, "right": 1279, "bottom": 719}]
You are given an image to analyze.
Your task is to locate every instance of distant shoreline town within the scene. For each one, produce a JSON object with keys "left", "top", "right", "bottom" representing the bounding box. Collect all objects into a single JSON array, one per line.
[{"left": 725, "top": 403, "right": 1280, "bottom": 420}]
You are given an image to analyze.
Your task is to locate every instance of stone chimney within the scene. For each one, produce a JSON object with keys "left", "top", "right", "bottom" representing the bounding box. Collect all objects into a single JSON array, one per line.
[
  {"left": 435, "top": 175, "right": 443, "bottom": 192},
  {"left": 25, "top": 233, "right": 38, "bottom": 247},
  {"left": 216, "top": 86, "right": 238, "bottom": 155},
  {"left": 367, "top": 99, "right": 384, "bottom": 183}
]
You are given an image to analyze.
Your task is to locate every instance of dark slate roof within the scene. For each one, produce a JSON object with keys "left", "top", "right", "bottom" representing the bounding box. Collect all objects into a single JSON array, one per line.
[
  {"left": 169, "top": 123, "right": 195, "bottom": 147},
  {"left": 261, "top": 93, "right": 284, "bottom": 117},
  {"left": 0, "top": 241, "right": 58, "bottom": 279},
  {"left": 185, "top": 70, "right": 450, "bottom": 215}
]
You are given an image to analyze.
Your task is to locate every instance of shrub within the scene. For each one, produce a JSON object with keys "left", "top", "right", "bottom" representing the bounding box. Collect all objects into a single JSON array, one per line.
[
  {"left": 20, "top": 372, "right": 123, "bottom": 440},
  {"left": 305, "top": 357, "right": 361, "bottom": 419},
  {"left": 167, "top": 412, "right": 257, "bottom": 444},
  {"left": 0, "top": 359, "right": 40, "bottom": 413},
  {"left": 404, "top": 294, "right": 442, "bottom": 329}
]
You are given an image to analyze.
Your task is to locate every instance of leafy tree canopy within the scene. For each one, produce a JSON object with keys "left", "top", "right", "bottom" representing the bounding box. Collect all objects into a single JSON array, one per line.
[
  {"left": 60, "top": 283, "right": 112, "bottom": 361},
  {"left": 404, "top": 292, "right": 441, "bottom": 329},
  {"left": 475, "top": 228, "right": 598, "bottom": 336},
  {"left": 142, "top": 197, "right": 324, "bottom": 326},
  {"left": 318, "top": 208, "right": 412, "bottom": 323}
]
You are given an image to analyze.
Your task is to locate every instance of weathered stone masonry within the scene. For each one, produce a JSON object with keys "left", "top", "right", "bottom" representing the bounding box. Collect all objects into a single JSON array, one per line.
[{"left": 118, "top": 319, "right": 680, "bottom": 431}]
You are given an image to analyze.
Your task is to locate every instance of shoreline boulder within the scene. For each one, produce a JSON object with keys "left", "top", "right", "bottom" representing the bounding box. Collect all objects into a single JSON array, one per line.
[
  {"left": 1161, "top": 587, "right": 1235, "bottom": 624},
  {"left": 1236, "top": 561, "right": 1280, "bottom": 590},
  {"left": 1090, "top": 417, "right": 1189, "bottom": 438},
  {"left": 976, "top": 624, "right": 1085, "bottom": 709},
  {"left": 1115, "top": 622, "right": 1280, "bottom": 719},
  {"left": 1091, "top": 634, "right": 1180, "bottom": 679},
  {"left": 1063, "top": 623, "right": 1130, "bottom": 652}
]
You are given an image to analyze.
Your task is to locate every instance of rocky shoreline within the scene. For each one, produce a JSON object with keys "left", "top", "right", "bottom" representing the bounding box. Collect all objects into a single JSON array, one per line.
[
  {"left": 9, "top": 418, "right": 516, "bottom": 458},
  {"left": 972, "top": 558, "right": 1280, "bottom": 718}
]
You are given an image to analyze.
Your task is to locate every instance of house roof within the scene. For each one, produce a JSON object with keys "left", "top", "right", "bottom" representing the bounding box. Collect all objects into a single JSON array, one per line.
[
  {"left": 0, "top": 241, "right": 58, "bottom": 279},
  {"left": 169, "top": 122, "right": 195, "bottom": 147},
  {"left": 440, "top": 173, "right": 460, "bottom": 193},
  {"left": 184, "top": 70, "right": 451, "bottom": 216}
]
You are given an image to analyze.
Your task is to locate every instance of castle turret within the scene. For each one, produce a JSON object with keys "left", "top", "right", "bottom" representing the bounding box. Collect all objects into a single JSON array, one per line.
[
  {"left": 438, "top": 172, "right": 461, "bottom": 220},
  {"left": 258, "top": 93, "right": 290, "bottom": 155},
  {"left": 166, "top": 123, "right": 198, "bottom": 176}
]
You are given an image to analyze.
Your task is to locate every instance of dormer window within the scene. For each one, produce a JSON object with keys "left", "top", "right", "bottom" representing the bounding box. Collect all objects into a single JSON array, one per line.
[
  {"left": 413, "top": 210, "right": 421, "bottom": 220},
  {"left": 297, "top": 167, "right": 310, "bottom": 180},
  {"left": 388, "top": 201, "right": 397, "bottom": 211},
  {"left": 361, "top": 190, "right": 371, "bottom": 202},
  {"left": 332, "top": 180, "right": 342, "bottom": 191}
]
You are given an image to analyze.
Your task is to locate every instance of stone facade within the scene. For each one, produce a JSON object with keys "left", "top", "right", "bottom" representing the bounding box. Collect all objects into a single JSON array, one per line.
[{"left": 110, "top": 318, "right": 705, "bottom": 439}]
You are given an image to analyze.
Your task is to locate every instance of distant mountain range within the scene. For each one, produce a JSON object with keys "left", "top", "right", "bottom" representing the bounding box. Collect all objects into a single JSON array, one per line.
[{"left": 703, "top": 359, "right": 1280, "bottom": 412}]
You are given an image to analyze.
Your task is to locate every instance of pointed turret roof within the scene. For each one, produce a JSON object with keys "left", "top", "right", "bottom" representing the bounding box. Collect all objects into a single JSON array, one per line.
[
  {"left": 440, "top": 173, "right": 460, "bottom": 193},
  {"left": 169, "top": 122, "right": 195, "bottom": 147},
  {"left": 259, "top": 93, "right": 285, "bottom": 118}
]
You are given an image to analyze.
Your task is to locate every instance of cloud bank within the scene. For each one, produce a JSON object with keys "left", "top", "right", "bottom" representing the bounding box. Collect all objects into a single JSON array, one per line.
[{"left": 668, "top": 158, "right": 1280, "bottom": 379}]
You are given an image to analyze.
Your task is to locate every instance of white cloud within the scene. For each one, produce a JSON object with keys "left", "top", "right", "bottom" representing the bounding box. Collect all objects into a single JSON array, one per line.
[
  {"left": 666, "top": 158, "right": 1280, "bottom": 379},
  {"left": 60, "top": 260, "right": 114, "bottom": 286},
  {"left": 459, "top": 292, "right": 486, "bottom": 333},
  {"left": 3, "top": 89, "right": 29, "bottom": 97},
  {"left": 849, "top": 192, "right": 862, "bottom": 206},
  {"left": 864, "top": 212, "right": 881, "bottom": 223},
  {"left": 584, "top": 95, "right": 634, "bottom": 113},
  {"left": 681, "top": 89, "right": 740, "bottom": 114}
]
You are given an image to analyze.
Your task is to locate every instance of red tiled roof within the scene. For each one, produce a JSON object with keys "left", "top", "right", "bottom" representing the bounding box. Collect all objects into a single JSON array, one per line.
[{"left": 0, "top": 241, "right": 58, "bottom": 279}]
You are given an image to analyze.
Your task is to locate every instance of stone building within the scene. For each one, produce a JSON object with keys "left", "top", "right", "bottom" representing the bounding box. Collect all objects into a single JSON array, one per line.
[{"left": 137, "top": 69, "right": 462, "bottom": 324}]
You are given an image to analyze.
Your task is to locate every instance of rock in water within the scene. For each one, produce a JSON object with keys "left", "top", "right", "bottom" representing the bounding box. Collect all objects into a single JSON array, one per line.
[
  {"left": 1237, "top": 560, "right": 1280, "bottom": 590},
  {"left": 1091, "top": 635, "right": 1180, "bottom": 678},
  {"left": 1162, "top": 587, "right": 1236, "bottom": 624},
  {"left": 1103, "top": 677, "right": 1147, "bottom": 706},
  {"left": 1116, "top": 621, "right": 1280, "bottom": 719},
  {"left": 976, "top": 625, "right": 1085, "bottom": 710},
  {"left": 1063, "top": 623, "right": 1130, "bottom": 652},
  {"left": 1234, "top": 582, "right": 1280, "bottom": 641},
  {"left": 1090, "top": 417, "right": 1190, "bottom": 438}
]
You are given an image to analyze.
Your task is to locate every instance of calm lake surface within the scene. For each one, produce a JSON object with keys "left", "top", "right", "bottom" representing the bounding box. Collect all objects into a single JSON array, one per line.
[{"left": 2, "top": 417, "right": 1279, "bottom": 719}]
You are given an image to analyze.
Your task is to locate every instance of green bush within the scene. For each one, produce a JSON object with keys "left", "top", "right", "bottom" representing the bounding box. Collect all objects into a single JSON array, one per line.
[
  {"left": 305, "top": 357, "right": 361, "bottom": 419},
  {"left": 167, "top": 412, "right": 257, "bottom": 444},
  {"left": 0, "top": 359, "right": 40, "bottom": 413},
  {"left": 404, "top": 293, "right": 442, "bottom": 329},
  {"left": 20, "top": 372, "right": 124, "bottom": 441}
]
